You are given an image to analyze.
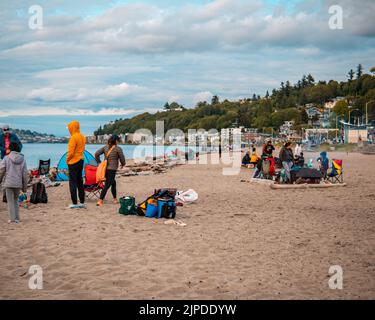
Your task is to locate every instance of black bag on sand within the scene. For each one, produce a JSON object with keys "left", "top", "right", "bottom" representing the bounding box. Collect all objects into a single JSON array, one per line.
[
  {"left": 296, "top": 168, "right": 322, "bottom": 184},
  {"left": 30, "top": 182, "right": 48, "bottom": 204}
]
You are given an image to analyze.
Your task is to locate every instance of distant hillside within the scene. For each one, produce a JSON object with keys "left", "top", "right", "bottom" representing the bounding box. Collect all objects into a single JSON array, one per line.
[
  {"left": 95, "top": 65, "right": 375, "bottom": 135},
  {"left": 13, "top": 129, "right": 68, "bottom": 143}
]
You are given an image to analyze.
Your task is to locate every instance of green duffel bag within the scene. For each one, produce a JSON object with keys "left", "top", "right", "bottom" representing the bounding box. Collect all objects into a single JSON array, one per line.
[{"left": 119, "top": 196, "right": 137, "bottom": 215}]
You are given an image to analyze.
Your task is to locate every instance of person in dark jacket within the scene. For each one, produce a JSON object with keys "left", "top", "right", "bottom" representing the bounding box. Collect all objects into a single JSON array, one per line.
[
  {"left": 242, "top": 151, "right": 251, "bottom": 166},
  {"left": 262, "top": 140, "right": 275, "bottom": 158},
  {"left": 0, "top": 125, "right": 23, "bottom": 160},
  {"left": 317, "top": 151, "right": 329, "bottom": 179},
  {"left": 95, "top": 135, "right": 126, "bottom": 206},
  {"left": 0, "top": 125, "right": 23, "bottom": 203},
  {"left": 279, "top": 142, "right": 294, "bottom": 183}
]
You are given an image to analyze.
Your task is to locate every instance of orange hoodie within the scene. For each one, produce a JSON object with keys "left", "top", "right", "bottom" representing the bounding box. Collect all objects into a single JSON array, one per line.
[{"left": 66, "top": 121, "right": 86, "bottom": 165}]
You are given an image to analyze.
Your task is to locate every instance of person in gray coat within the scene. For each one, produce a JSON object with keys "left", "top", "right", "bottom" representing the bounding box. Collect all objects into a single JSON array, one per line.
[{"left": 0, "top": 142, "right": 28, "bottom": 223}]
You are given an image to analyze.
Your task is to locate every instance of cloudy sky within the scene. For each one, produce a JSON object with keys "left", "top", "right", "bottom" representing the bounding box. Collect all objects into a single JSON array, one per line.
[{"left": 0, "top": 0, "right": 374, "bottom": 135}]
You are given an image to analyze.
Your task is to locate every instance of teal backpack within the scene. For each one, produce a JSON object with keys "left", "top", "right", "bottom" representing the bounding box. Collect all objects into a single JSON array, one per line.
[{"left": 119, "top": 196, "right": 137, "bottom": 215}]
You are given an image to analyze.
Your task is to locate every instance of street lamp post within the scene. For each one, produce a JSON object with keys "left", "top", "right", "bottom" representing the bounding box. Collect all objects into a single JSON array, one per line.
[{"left": 366, "top": 100, "right": 375, "bottom": 125}]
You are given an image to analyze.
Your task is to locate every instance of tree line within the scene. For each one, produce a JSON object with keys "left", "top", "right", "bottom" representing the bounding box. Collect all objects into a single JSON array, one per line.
[{"left": 95, "top": 65, "right": 375, "bottom": 136}]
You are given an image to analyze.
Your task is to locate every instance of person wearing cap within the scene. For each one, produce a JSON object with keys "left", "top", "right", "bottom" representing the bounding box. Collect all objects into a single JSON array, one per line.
[
  {"left": 0, "top": 125, "right": 23, "bottom": 160},
  {"left": 95, "top": 135, "right": 126, "bottom": 207}
]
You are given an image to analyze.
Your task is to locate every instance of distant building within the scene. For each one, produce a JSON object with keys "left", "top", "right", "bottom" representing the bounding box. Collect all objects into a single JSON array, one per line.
[
  {"left": 86, "top": 135, "right": 96, "bottom": 144},
  {"left": 341, "top": 122, "right": 369, "bottom": 144},
  {"left": 324, "top": 97, "right": 345, "bottom": 110},
  {"left": 279, "top": 121, "right": 296, "bottom": 138},
  {"left": 124, "top": 132, "right": 153, "bottom": 144},
  {"left": 306, "top": 105, "right": 322, "bottom": 119}
]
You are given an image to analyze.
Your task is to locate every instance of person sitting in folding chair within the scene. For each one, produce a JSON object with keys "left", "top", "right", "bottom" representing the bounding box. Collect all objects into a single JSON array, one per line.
[
  {"left": 317, "top": 151, "right": 329, "bottom": 179},
  {"left": 327, "top": 159, "right": 344, "bottom": 183}
]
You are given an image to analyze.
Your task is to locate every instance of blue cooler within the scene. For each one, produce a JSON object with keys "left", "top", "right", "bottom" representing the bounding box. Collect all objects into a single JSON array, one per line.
[
  {"left": 145, "top": 202, "right": 158, "bottom": 218},
  {"left": 157, "top": 198, "right": 176, "bottom": 219}
]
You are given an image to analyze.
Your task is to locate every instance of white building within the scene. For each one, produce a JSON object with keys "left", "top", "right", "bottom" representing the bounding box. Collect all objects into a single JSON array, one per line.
[{"left": 324, "top": 97, "right": 345, "bottom": 110}]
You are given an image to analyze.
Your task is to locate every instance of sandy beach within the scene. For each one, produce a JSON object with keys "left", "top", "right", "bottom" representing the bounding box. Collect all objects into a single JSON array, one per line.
[{"left": 0, "top": 151, "right": 374, "bottom": 300}]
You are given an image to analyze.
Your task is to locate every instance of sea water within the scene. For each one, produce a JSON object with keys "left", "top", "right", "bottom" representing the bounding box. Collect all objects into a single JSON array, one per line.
[{"left": 21, "top": 143, "right": 200, "bottom": 169}]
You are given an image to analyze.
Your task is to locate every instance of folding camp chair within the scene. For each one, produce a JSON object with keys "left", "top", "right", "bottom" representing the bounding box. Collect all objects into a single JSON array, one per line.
[
  {"left": 259, "top": 159, "right": 273, "bottom": 180},
  {"left": 38, "top": 159, "right": 51, "bottom": 176},
  {"left": 30, "top": 159, "right": 51, "bottom": 179},
  {"left": 327, "top": 159, "right": 344, "bottom": 184},
  {"left": 83, "top": 165, "right": 103, "bottom": 199}
]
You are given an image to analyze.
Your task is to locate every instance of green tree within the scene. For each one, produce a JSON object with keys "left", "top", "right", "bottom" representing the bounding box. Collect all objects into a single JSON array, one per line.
[
  {"left": 356, "top": 64, "right": 363, "bottom": 79},
  {"left": 169, "top": 102, "right": 181, "bottom": 110},
  {"left": 211, "top": 95, "right": 220, "bottom": 105},
  {"left": 348, "top": 69, "right": 355, "bottom": 81},
  {"left": 307, "top": 74, "right": 315, "bottom": 85},
  {"left": 163, "top": 102, "right": 170, "bottom": 110},
  {"left": 333, "top": 100, "right": 349, "bottom": 117}
]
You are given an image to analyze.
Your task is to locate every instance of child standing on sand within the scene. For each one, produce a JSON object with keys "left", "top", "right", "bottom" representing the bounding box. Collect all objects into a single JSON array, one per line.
[{"left": 0, "top": 142, "right": 28, "bottom": 223}]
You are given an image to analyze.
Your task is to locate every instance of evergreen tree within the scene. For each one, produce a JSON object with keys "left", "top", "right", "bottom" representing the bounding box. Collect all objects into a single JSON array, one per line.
[
  {"left": 307, "top": 74, "right": 315, "bottom": 85},
  {"left": 356, "top": 64, "right": 363, "bottom": 79},
  {"left": 164, "top": 102, "right": 170, "bottom": 110},
  {"left": 348, "top": 69, "right": 355, "bottom": 81},
  {"left": 211, "top": 95, "right": 220, "bottom": 105},
  {"left": 301, "top": 75, "right": 308, "bottom": 88}
]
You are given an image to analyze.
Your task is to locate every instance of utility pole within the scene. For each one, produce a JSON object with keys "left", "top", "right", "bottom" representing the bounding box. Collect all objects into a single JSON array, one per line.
[{"left": 366, "top": 100, "right": 375, "bottom": 125}]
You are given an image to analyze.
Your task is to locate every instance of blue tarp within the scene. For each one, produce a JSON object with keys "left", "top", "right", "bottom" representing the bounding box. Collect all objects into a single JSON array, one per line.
[{"left": 56, "top": 150, "right": 97, "bottom": 181}]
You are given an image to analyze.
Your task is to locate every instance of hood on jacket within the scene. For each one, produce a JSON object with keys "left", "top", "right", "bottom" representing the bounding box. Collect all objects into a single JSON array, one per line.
[
  {"left": 320, "top": 151, "right": 327, "bottom": 159},
  {"left": 68, "top": 121, "right": 80, "bottom": 135},
  {"left": 8, "top": 151, "right": 25, "bottom": 165}
]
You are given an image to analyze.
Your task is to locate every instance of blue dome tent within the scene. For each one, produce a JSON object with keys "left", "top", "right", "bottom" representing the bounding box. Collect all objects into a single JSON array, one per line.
[{"left": 56, "top": 150, "right": 97, "bottom": 181}]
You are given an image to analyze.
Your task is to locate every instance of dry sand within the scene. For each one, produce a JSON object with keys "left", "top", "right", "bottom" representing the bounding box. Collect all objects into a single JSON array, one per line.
[{"left": 0, "top": 152, "right": 374, "bottom": 299}]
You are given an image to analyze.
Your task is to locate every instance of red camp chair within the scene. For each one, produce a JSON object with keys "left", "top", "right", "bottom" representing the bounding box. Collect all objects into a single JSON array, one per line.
[{"left": 84, "top": 165, "right": 103, "bottom": 199}]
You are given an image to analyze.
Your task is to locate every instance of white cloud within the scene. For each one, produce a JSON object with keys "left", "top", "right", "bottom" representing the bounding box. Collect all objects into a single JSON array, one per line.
[
  {"left": 27, "top": 87, "right": 67, "bottom": 101},
  {"left": 193, "top": 91, "right": 214, "bottom": 104},
  {"left": 3, "top": 0, "right": 373, "bottom": 57},
  {"left": 0, "top": 0, "right": 374, "bottom": 119},
  {"left": 0, "top": 106, "right": 161, "bottom": 117}
]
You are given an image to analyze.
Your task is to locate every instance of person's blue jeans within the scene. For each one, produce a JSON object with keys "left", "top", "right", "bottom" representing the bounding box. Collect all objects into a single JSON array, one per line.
[{"left": 282, "top": 161, "right": 293, "bottom": 183}]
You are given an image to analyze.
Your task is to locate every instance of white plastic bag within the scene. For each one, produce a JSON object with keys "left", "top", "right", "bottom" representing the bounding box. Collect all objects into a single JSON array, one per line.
[{"left": 176, "top": 189, "right": 198, "bottom": 203}]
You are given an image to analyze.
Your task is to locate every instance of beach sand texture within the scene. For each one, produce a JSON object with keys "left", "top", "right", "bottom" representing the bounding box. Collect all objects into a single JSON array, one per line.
[{"left": 0, "top": 152, "right": 374, "bottom": 299}]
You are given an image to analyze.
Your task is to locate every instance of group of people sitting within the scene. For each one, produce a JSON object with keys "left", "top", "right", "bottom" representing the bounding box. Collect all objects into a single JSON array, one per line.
[
  {"left": 0, "top": 121, "right": 127, "bottom": 224},
  {"left": 242, "top": 140, "right": 306, "bottom": 183}
]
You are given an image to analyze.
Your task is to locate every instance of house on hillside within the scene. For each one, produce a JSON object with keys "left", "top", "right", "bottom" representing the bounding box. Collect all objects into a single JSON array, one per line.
[
  {"left": 324, "top": 97, "right": 345, "bottom": 110},
  {"left": 123, "top": 132, "right": 153, "bottom": 144},
  {"left": 279, "top": 121, "right": 296, "bottom": 138}
]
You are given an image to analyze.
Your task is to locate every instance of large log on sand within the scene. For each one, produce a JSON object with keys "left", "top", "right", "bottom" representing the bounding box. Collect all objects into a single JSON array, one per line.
[{"left": 270, "top": 183, "right": 347, "bottom": 190}]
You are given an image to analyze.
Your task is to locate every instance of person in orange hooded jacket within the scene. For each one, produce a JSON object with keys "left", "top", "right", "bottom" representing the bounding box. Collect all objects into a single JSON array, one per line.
[{"left": 67, "top": 121, "right": 86, "bottom": 209}]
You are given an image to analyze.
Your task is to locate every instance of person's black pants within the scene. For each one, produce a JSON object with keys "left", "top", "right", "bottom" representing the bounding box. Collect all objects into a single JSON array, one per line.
[
  {"left": 68, "top": 160, "right": 85, "bottom": 205},
  {"left": 100, "top": 170, "right": 117, "bottom": 200}
]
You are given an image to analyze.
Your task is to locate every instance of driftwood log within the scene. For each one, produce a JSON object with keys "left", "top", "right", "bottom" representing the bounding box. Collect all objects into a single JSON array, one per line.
[{"left": 270, "top": 183, "right": 347, "bottom": 190}]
